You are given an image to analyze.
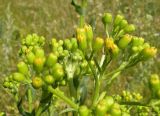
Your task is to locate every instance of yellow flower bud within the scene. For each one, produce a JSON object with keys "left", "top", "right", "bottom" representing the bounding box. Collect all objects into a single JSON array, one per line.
[
  {"left": 76, "top": 28, "right": 87, "bottom": 50},
  {"left": 105, "top": 38, "right": 119, "bottom": 58},
  {"left": 141, "top": 47, "right": 157, "bottom": 60},
  {"left": 84, "top": 24, "right": 93, "bottom": 43}
]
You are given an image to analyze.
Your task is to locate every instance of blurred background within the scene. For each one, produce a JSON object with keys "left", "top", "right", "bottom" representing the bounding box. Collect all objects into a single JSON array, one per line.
[{"left": 0, "top": 0, "right": 159, "bottom": 114}]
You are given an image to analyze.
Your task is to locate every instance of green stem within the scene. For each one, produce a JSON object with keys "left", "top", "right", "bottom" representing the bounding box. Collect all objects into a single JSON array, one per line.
[
  {"left": 79, "top": 15, "right": 85, "bottom": 28},
  {"left": 103, "top": 61, "right": 128, "bottom": 79},
  {"left": 149, "top": 99, "right": 160, "bottom": 106},
  {"left": 105, "top": 25, "right": 109, "bottom": 38},
  {"left": 48, "top": 86, "right": 78, "bottom": 110},
  {"left": 68, "top": 78, "right": 77, "bottom": 99},
  {"left": 79, "top": 0, "right": 87, "bottom": 27},
  {"left": 92, "top": 76, "right": 100, "bottom": 108},
  {"left": 94, "top": 57, "right": 101, "bottom": 72},
  {"left": 106, "top": 71, "right": 121, "bottom": 86},
  {"left": 86, "top": 57, "right": 101, "bottom": 108},
  {"left": 14, "top": 93, "right": 19, "bottom": 103},
  {"left": 28, "top": 86, "right": 32, "bottom": 113},
  {"left": 35, "top": 106, "right": 43, "bottom": 116}
]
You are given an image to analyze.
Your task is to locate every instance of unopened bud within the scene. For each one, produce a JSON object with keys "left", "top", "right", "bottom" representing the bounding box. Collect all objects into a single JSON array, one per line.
[
  {"left": 76, "top": 28, "right": 87, "bottom": 51},
  {"left": 132, "top": 37, "right": 144, "bottom": 47},
  {"left": 102, "top": 13, "right": 112, "bottom": 25},
  {"left": 118, "top": 34, "right": 132, "bottom": 49},
  {"left": 141, "top": 47, "right": 157, "bottom": 60},
  {"left": 150, "top": 74, "right": 160, "bottom": 91},
  {"left": 84, "top": 24, "right": 93, "bottom": 43},
  {"left": 119, "top": 19, "right": 128, "bottom": 29},
  {"left": 124, "top": 24, "right": 135, "bottom": 33},
  {"left": 114, "top": 15, "right": 124, "bottom": 26},
  {"left": 93, "top": 37, "right": 104, "bottom": 52}
]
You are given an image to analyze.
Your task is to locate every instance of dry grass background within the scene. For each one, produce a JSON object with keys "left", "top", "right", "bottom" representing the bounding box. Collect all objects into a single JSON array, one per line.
[{"left": 0, "top": 0, "right": 159, "bottom": 114}]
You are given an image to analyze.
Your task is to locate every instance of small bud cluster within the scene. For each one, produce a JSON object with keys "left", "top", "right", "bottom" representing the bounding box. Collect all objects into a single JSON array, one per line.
[
  {"left": 95, "top": 96, "right": 122, "bottom": 116},
  {"left": 121, "top": 91, "right": 143, "bottom": 102}
]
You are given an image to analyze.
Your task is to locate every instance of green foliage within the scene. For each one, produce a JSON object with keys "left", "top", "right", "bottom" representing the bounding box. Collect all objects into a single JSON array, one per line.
[{"left": 0, "top": 0, "right": 159, "bottom": 115}]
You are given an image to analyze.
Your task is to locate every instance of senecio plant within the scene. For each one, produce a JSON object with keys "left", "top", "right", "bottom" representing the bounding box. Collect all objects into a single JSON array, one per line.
[{"left": 2, "top": 0, "right": 159, "bottom": 116}]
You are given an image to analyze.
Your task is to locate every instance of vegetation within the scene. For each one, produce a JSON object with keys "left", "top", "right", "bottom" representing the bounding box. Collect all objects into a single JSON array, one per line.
[{"left": 0, "top": 0, "right": 160, "bottom": 115}]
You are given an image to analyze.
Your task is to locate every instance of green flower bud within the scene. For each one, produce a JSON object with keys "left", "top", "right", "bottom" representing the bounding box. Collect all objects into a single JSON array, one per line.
[
  {"left": 57, "top": 46, "right": 64, "bottom": 55},
  {"left": 104, "top": 96, "right": 114, "bottom": 111},
  {"left": 64, "top": 39, "right": 72, "bottom": 50},
  {"left": 17, "top": 61, "right": 29, "bottom": 75},
  {"left": 26, "top": 52, "right": 35, "bottom": 64},
  {"left": 71, "top": 38, "right": 78, "bottom": 51},
  {"left": 13, "top": 72, "right": 25, "bottom": 82},
  {"left": 32, "top": 77, "right": 43, "bottom": 89},
  {"left": 110, "top": 103, "right": 121, "bottom": 116},
  {"left": 118, "top": 34, "right": 132, "bottom": 49},
  {"left": 132, "top": 37, "right": 144, "bottom": 47},
  {"left": 21, "top": 46, "right": 28, "bottom": 53},
  {"left": 95, "top": 98, "right": 110, "bottom": 116},
  {"left": 25, "top": 35, "right": 32, "bottom": 46},
  {"left": 79, "top": 105, "right": 90, "bottom": 116},
  {"left": 132, "top": 46, "right": 139, "bottom": 53},
  {"left": 58, "top": 40, "right": 64, "bottom": 46},
  {"left": 43, "top": 75, "right": 55, "bottom": 85},
  {"left": 143, "top": 43, "right": 150, "bottom": 48},
  {"left": 149, "top": 74, "right": 160, "bottom": 91},
  {"left": 80, "top": 60, "right": 88, "bottom": 68},
  {"left": 38, "top": 36, "right": 45, "bottom": 46},
  {"left": 93, "top": 37, "right": 104, "bottom": 52},
  {"left": 114, "top": 15, "right": 124, "bottom": 26},
  {"left": 52, "top": 63, "right": 64, "bottom": 81},
  {"left": 46, "top": 53, "right": 57, "bottom": 67},
  {"left": 33, "top": 57, "right": 46, "bottom": 72},
  {"left": 3, "top": 81, "right": 10, "bottom": 88},
  {"left": 32, "top": 35, "right": 39, "bottom": 45},
  {"left": 140, "top": 47, "right": 157, "bottom": 60},
  {"left": 119, "top": 19, "right": 128, "bottom": 29},
  {"left": 124, "top": 24, "right": 135, "bottom": 33},
  {"left": 84, "top": 24, "right": 93, "bottom": 43},
  {"left": 63, "top": 50, "right": 69, "bottom": 56},
  {"left": 102, "top": 13, "right": 112, "bottom": 25},
  {"left": 34, "top": 48, "right": 45, "bottom": 58},
  {"left": 51, "top": 38, "right": 57, "bottom": 46}
]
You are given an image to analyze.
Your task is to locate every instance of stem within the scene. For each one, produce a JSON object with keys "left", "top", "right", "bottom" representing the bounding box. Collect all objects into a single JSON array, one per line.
[
  {"left": 87, "top": 60, "right": 97, "bottom": 78},
  {"left": 105, "top": 25, "right": 109, "bottom": 38},
  {"left": 149, "top": 99, "right": 160, "bottom": 106},
  {"left": 79, "top": 15, "right": 85, "bottom": 28},
  {"left": 103, "top": 61, "right": 128, "bottom": 79},
  {"left": 28, "top": 86, "right": 32, "bottom": 113},
  {"left": 48, "top": 86, "right": 78, "bottom": 110},
  {"left": 36, "top": 106, "right": 43, "bottom": 116},
  {"left": 92, "top": 76, "right": 100, "bottom": 108},
  {"left": 14, "top": 93, "right": 19, "bottom": 103},
  {"left": 94, "top": 57, "right": 101, "bottom": 72},
  {"left": 101, "top": 54, "right": 111, "bottom": 74},
  {"left": 79, "top": 0, "right": 87, "bottom": 27},
  {"left": 68, "top": 78, "right": 77, "bottom": 99},
  {"left": 106, "top": 71, "right": 121, "bottom": 86}
]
